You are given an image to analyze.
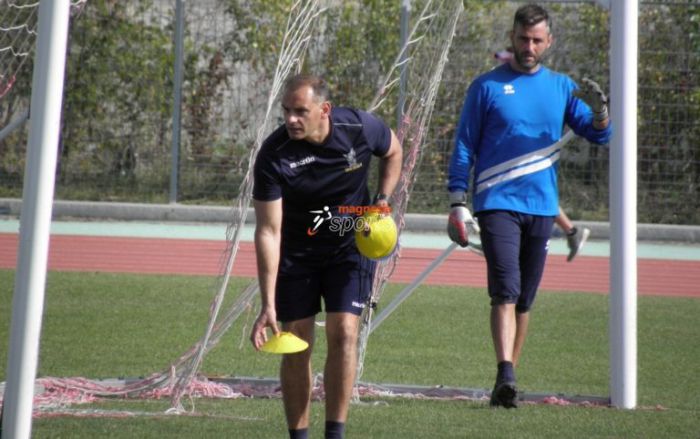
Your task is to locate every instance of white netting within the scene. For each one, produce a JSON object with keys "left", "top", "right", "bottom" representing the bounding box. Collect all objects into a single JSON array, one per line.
[
  {"left": 0, "top": 1, "right": 86, "bottom": 99},
  {"left": 0, "top": 1, "right": 38, "bottom": 99},
  {"left": 355, "top": 0, "right": 464, "bottom": 385},
  {"left": 168, "top": 0, "right": 463, "bottom": 410},
  {"left": 166, "top": 0, "right": 325, "bottom": 412},
  {"left": 2, "top": 0, "right": 460, "bottom": 416},
  {"left": 0, "top": 0, "right": 324, "bottom": 415}
]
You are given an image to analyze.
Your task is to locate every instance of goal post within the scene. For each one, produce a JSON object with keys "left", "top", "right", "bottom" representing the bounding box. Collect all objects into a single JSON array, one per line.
[
  {"left": 609, "top": 0, "right": 638, "bottom": 410},
  {"left": 2, "top": 1, "right": 72, "bottom": 438}
]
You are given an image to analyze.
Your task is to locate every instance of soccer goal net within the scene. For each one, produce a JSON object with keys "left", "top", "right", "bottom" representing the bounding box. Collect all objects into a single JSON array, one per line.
[{"left": 4, "top": 0, "right": 695, "bottom": 420}]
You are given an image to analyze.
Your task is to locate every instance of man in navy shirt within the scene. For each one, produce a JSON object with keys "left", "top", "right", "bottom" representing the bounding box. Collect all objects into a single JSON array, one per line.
[
  {"left": 250, "top": 74, "right": 402, "bottom": 438},
  {"left": 447, "top": 4, "right": 611, "bottom": 408}
]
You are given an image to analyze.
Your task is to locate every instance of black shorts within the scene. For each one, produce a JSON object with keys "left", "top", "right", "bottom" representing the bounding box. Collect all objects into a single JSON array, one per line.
[
  {"left": 275, "top": 247, "right": 376, "bottom": 322},
  {"left": 478, "top": 210, "right": 554, "bottom": 313}
]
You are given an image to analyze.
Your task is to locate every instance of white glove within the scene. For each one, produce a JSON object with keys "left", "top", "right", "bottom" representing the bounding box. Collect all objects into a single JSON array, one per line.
[
  {"left": 447, "top": 192, "right": 480, "bottom": 247},
  {"left": 573, "top": 77, "right": 608, "bottom": 122}
]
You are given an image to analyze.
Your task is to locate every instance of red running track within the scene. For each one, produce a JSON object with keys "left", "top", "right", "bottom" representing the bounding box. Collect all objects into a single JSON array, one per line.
[{"left": 1, "top": 233, "right": 698, "bottom": 298}]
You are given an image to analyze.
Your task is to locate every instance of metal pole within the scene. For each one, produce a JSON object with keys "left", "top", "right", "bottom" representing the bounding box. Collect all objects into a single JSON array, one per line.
[
  {"left": 609, "top": 0, "right": 638, "bottom": 409},
  {"left": 169, "top": 0, "right": 185, "bottom": 203},
  {"left": 2, "top": 1, "right": 71, "bottom": 437},
  {"left": 396, "top": 0, "right": 410, "bottom": 129},
  {"left": 370, "top": 242, "right": 458, "bottom": 333},
  {"left": 0, "top": 109, "right": 30, "bottom": 143}
]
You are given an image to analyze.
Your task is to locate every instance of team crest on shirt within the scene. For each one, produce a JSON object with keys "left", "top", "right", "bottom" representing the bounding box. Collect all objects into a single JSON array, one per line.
[
  {"left": 503, "top": 84, "right": 515, "bottom": 95},
  {"left": 343, "top": 147, "right": 363, "bottom": 173}
]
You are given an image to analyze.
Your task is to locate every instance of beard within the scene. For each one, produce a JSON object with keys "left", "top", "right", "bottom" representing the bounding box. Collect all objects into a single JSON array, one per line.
[{"left": 513, "top": 50, "right": 541, "bottom": 70}]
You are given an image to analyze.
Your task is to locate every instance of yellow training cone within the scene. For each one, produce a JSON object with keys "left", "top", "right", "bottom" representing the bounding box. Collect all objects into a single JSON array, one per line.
[
  {"left": 355, "top": 211, "right": 398, "bottom": 260},
  {"left": 260, "top": 332, "right": 309, "bottom": 354}
]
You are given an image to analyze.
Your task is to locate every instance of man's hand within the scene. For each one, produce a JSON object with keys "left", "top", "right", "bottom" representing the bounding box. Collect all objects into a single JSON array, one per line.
[
  {"left": 250, "top": 306, "right": 280, "bottom": 351},
  {"left": 573, "top": 77, "right": 608, "bottom": 121},
  {"left": 447, "top": 192, "right": 479, "bottom": 247},
  {"left": 373, "top": 193, "right": 391, "bottom": 215}
]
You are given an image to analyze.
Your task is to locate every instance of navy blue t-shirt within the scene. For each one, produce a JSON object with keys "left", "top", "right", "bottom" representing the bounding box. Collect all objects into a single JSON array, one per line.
[{"left": 253, "top": 107, "right": 391, "bottom": 259}]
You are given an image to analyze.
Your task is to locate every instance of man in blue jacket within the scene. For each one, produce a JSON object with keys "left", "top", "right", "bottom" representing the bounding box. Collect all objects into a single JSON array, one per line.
[{"left": 447, "top": 4, "right": 611, "bottom": 408}]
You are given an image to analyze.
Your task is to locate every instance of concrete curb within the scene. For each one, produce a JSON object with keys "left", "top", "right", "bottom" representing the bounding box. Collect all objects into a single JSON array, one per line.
[{"left": 2, "top": 198, "right": 699, "bottom": 242}]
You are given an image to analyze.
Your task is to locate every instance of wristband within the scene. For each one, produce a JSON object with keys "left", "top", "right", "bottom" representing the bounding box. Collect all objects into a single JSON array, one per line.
[
  {"left": 448, "top": 191, "right": 467, "bottom": 207},
  {"left": 593, "top": 106, "right": 608, "bottom": 122},
  {"left": 373, "top": 193, "right": 388, "bottom": 204}
]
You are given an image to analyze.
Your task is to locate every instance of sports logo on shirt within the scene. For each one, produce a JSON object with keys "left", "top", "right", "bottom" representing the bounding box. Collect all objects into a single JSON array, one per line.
[
  {"left": 343, "top": 148, "right": 363, "bottom": 173},
  {"left": 306, "top": 204, "right": 391, "bottom": 237},
  {"left": 503, "top": 84, "right": 515, "bottom": 95},
  {"left": 307, "top": 206, "right": 332, "bottom": 236}
]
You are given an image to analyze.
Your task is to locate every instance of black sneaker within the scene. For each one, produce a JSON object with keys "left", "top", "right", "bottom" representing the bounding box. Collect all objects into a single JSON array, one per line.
[{"left": 489, "top": 381, "right": 518, "bottom": 408}]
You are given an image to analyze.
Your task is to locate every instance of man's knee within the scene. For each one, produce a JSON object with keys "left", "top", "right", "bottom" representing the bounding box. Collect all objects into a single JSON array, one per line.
[
  {"left": 281, "top": 345, "right": 313, "bottom": 368},
  {"left": 325, "top": 313, "right": 359, "bottom": 352},
  {"left": 489, "top": 287, "right": 537, "bottom": 312},
  {"left": 515, "top": 303, "right": 532, "bottom": 313},
  {"left": 516, "top": 288, "right": 538, "bottom": 312},
  {"left": 489, "top": 294, "right": 518, "bottom": 307},
  {"left": 280, "top": 317, "right": 315, "bottom": 365}
]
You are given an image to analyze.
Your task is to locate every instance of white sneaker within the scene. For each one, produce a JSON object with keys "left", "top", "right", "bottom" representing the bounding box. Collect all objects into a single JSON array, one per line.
[{"left": 566, "top": 227, "right": 590, "bottom": 262}]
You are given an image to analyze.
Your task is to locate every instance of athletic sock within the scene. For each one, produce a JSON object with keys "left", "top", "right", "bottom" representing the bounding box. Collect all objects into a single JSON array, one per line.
[
  {"left": 325, "top": 420, "right": 345, "bottom": 439},
  {"left": 567, "top": 227, "right": 578, "bottom": 236},
  {"left": 497, "top": 361, "right": 516, "bottom": 384},
  {"left": 288, "top": 428, "right": 309, "bottom": 439}
]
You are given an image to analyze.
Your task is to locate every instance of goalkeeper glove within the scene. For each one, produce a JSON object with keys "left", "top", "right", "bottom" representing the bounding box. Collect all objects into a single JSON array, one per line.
[
  {"left": 447, "top": 192, "right": 479, "bottom": 247},
  {"left": 573, "top": 77, "right": 608, "bottom": 122}
]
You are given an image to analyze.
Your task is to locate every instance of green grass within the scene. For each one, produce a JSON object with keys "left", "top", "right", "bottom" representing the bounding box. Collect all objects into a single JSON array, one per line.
[{"left": 1, "top": 270, "right": 699, "bottom": 438}]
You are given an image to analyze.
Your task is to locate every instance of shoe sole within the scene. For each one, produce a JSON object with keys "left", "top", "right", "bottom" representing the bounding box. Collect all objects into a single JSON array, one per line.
[{"left": 490, "top": 382, "right": 518, "bottom": 408}]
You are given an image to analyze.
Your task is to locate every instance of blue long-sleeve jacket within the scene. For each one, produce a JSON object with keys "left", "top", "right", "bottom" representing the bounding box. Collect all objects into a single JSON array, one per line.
[{"left": 448, "top": 64, "right": 612, "bottom": 216}]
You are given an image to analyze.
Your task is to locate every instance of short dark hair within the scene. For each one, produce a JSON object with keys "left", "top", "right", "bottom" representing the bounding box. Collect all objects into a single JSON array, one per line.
[
  {"left": 513, "top": 4, "right": 551, "bottom": 33},
  {"left": 283, "top": 74, "right": 330, "bottom": 102}
]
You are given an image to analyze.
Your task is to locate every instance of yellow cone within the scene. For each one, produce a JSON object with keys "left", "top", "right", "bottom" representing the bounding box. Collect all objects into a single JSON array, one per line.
[
  {"left": 260, "top": 332, "right": 309, "bottom": 354},
  {"left": 355, "top": 212, "right": 398, "bottom": 260}
]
